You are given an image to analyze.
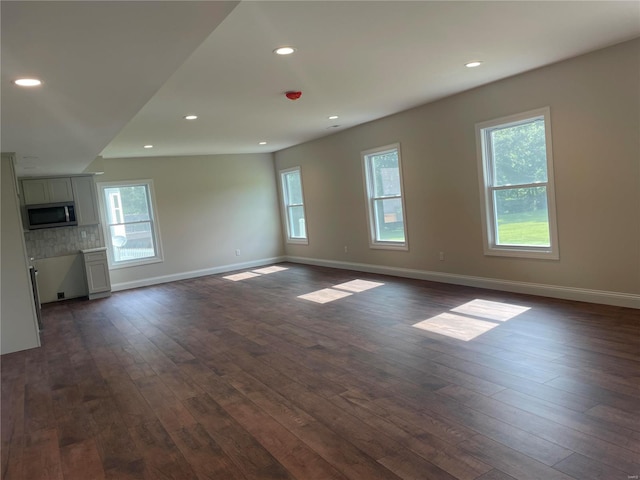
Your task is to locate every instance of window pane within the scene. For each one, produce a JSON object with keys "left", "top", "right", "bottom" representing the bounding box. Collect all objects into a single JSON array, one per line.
[
  {"left": 371, "top": 151, "right": 400, "bottom": 197},
  {"left": 494, "top": 187, "right": 550, "bottom": 246},
  {"left": 109, "top": 222, "right": 156, "bottom": 261},
  {"left": 491, "top": 118, "right": 548, "bottom": 186},
  {"left": 373, "top": 198, "right": 405, "bottom": 242},
  {"left": 120, "top": 186, "right": 151, "bottom": 221},
  {"left": 104, "top": 186, "right": 150, "bottom": 223},
  {"left": 287, "top": 205, "right": 306, "bottom": 238},
  {"left": 104, "top": 189, "right": 121, "bottom": 224},
  {"left": 284, "top": 172, "right": 303, "bottom": 205}
]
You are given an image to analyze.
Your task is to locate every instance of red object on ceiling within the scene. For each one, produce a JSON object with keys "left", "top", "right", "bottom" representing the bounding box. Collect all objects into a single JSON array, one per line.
[{"left": 285, "top": 91, "right": 302, "bottom": 100}]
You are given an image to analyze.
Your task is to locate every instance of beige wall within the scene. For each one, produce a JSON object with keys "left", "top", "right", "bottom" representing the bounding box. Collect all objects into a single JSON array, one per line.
[
  {"left": 275, "top": 39, "right": 640, "bottom": 296},
  {"left": 99, "top": 153, "right": 284, "bottom": 288},
  {"left": 1, "top": 154, "right": 40, "bottom": 354}
]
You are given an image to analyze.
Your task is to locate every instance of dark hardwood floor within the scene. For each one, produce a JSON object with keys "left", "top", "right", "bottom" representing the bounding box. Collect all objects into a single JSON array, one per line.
[{"left": 2, "top": 263, "right": 639, "bottom": 479}]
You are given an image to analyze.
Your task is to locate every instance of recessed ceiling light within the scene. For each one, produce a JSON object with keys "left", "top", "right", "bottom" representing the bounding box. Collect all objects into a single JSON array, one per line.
[
  {"left": 328, "top": 115, "right": 339, "bottom": 120},
  {"left": 184, "top": 115, "right": 198, "bottom": 120},
  {"left": 465, "top": 61, "right": 482, "bottom": 68},
  {"left": 143, "top": 145, "right": 153, "bottom": 149},
  {"left": 14, "top": 78, "right": 42, "bottom": 87},
  {"left": 274, "top": 46, "right": 296, "bottom": 55},
  {"left": 259, "top": 141, "right": 267, "bottom": 145}
]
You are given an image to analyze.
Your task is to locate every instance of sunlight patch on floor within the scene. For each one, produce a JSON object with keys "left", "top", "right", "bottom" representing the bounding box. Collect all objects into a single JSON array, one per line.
[
  {"left": 297, "top": 278, "right": 384, "bottom": 304},
  {"left": 413, "top": 299, "right": 531, "bottom": 341},
  {"left": 413, "top": 312, "right": 500, "bottom": 341},
  {"left": 451, "top": 299, "right": 530, "bottom": 322},
  {"left": 333, "top": 279, "right": 384, "bottom": 293},
  {"left": 253, "top": 266, "right": 289, "bottom": 275},
  {"left": 223, "top": 266, "right": 289, "bottom": 281},
  {"left": 298, "top": 288, "right": 353, "bottom": 304},
  {"left": 223, "top": 272, "right": 262, "bottom": 281}
]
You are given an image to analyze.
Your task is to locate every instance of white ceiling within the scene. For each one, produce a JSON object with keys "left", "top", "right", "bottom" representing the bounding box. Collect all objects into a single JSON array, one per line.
[{"left": 3, "top": 1, "right": 639, "bottom": 176}]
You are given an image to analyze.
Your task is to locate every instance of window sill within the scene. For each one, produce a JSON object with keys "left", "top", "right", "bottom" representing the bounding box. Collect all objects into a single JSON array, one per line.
[
  {"left": 286, "top": 238, "right": 309, "bottom": 246},
  {"left": 108, "top": 256, "right": 164, "bottom": 270},
  {"left": 484, "top": 246, "right": 559, "bottom": 260},
  {"left": 369, "top": 242, "right": 408, "bottom": 251}
]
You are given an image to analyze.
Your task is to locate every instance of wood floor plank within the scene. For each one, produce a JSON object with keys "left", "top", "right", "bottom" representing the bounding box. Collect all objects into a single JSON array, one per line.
[
  {"left": 56, "top": 402, "right": 96, "bottom": 448},
  {"left": 329, "top": 391, "right": 492, "bottom": 480},
  {"left": 21, "top": 428, "right": 63, "bottom": 480},
  {"left": 128, "top": 419, "right": 199, "bottom": 480},
  {"left": 377, "top": 450, "right": 458, "bottom": 480},
  {"left": 104, "top": 375, "right": 157, "bottom": 427},
  {"left": 585, "top": 403, "right": 640, "bottom": 433},
  {"left": 277, "top": 380, "right": 403, "bottom": 461},
  {"left": 134, "top": 374, "right": 197, "bottom": 433},
  {"left": 2, "top": 263, "right": 638, "bottom": 479},
  {"left": 59, "top": 439, "right": 106, "bottom": 480},
  {"left": 184, "top": 393, "right": 296, "bottom": 480},
  {"left": 1, "top": 371, "right": 26, "bottom": 480},
  {"left": 203, "top": 375, "right": 351, "bottom": 480},
  {"left": 87, "top": 398, "right": 144, "bottom": 477},
  {"left": 440, "top": 381, "right": 640, "bottom": 474},
  {"left": 429, "top": 350, "right": 601, "bottom": 412},
  {"left": 169, "top": 423, "right": 248, "bottom": 480},
  {"left": 475, "top": 470, "right": 518, "bottom": 480},
  {"left": 553, "top": 452, "right": 632, "bottom": 480},
  {"left": 459, "top": 434, "right": 576, "bottom": 480},
  {"left": 490, "top": 388, "right": 639, "bottom": 451},
  {"left": 428, "top": 385, "right": 574, "bottom": 466}
]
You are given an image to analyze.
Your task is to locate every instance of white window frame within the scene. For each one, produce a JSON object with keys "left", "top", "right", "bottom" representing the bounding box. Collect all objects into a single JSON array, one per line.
[
  {"left": 279, "top": 166, "right": 308, "bottom": 245},
  {"left": 362, "top": 143, "right": 409, "bottom": 251},
  {"left": 97, "top": 179, "right": 164, "bottom": 269},
  {"left": 475, "top": 107, "right": 559, "bottom": 259}
]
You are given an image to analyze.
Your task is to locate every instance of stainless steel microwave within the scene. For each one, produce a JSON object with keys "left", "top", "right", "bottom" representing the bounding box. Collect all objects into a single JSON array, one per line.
[{"left": 26, "top": 202, "right": 77, "bottom": 230}]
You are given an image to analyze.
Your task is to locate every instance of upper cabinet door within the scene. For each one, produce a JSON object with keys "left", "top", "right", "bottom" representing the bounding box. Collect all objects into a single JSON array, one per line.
[
  {"left": 21, "top": 179, "right": 50, "bottom": 204},
  {"left": 22, "top": 177, "right": 73, "bottom": 204},
  {"left": 48, "top": 178, "right": 74, "bottom": 203},
  {"left": 71, "top": 176, "right": 99, "bottom": 225}
]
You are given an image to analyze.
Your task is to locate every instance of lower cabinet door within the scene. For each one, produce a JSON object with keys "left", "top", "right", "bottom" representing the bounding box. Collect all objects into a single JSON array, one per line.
[
  {"left": 82, "top": 249, "right": 112, "bottom": 300},
  {"left": 87, "top": 261, "right": 110, "bottom": 293}
]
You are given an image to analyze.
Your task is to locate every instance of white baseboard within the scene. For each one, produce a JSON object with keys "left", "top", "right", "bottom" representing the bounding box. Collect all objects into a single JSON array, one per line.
[
  {"left": 286, "top": 256, "right": 640, "bottom": 309},
  {"left": 111, "top": 256, "right": 287, "bottom": 292}
]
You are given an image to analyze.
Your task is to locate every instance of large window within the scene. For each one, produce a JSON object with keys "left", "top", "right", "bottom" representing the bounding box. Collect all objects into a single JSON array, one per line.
[
  {"left": 476, "top": 107, "right": 559, "bottom": 259},
  {"left": 98, "top": 180, "right": 163, "bottom": 268},
  {"left": 279, "top": 167, "right": 308, "bottom": 244},
  {"left": 362, "top": 143, "right": 408, "bottom": 250}
]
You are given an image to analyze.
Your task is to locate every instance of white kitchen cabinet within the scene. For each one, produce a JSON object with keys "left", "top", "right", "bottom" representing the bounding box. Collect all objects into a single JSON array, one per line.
[
  {"left": 22, "top": 177, "right": 74, "bottom": 205},
  {"left": 81, "top": 248, "right": 111, "bottom": 300},
  {"left": 71, "top": 176, "right": 100, "bottom": 225}
]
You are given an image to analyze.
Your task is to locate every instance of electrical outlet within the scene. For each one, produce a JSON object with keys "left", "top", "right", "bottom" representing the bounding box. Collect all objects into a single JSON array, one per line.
[
  {"left": 57, "top": 292, "right": 65, "bottom": 299},
  {"left": 344, "top": 246, "right": 348, "bottom": 253},
  {"left": 81, "top": 231, "right": 87, "bottom": 239},
  {"left": 439, "top": 251, "right": 445, "bottom": 261},
  {"left": 235, "top": 249, "right": 241, "bottom": 256}
]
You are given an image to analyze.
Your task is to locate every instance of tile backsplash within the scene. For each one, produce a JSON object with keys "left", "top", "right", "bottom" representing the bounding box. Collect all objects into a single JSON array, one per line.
[{"left": 25, "top": 225, "right": 103, "bottom": 259}]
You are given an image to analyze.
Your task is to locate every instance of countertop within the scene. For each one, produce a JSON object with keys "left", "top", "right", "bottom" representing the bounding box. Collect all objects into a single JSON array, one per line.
[{"left": 80, "top": 247, "right": 107, "bottom": 254}]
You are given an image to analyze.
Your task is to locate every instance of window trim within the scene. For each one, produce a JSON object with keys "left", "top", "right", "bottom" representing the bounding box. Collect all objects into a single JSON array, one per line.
[
  {"left": 475, "top": 107, "right": 559, "bottom": 259},
  {"left": 97, "top": 179, "right": 164, "bottom": 269},
  {"left": 361, "top": 143, "right": 409, "bottom": 251},
  {"left": 278, "top": 166, "right": 308, "bottom": 245}
]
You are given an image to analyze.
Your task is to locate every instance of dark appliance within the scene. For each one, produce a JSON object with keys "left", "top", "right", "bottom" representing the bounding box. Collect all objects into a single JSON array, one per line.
[{"left": 26, "top": 202, "right": 77, "bottom": 230}]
